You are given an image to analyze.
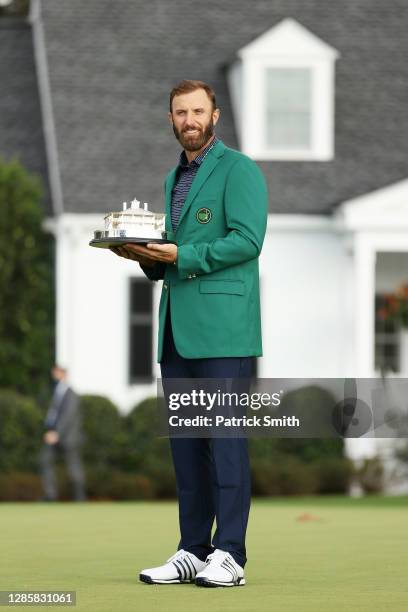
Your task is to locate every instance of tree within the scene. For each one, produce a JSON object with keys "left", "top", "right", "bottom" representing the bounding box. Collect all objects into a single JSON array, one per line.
[{"left": 0, "top": 157, "right": 54, "bottom": 398}]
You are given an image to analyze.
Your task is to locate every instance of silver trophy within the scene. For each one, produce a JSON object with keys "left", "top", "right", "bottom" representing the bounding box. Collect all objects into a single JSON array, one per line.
[{"left": 89, "top": 198, "right": 174, "bottom": 249}]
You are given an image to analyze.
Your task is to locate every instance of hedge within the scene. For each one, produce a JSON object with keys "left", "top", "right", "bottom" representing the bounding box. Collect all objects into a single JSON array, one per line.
[
  {"left": 0, "top": 389, "right": 43, "bottom": 472},
  {"left": 0, "top": 388, "right": 359, "bottom": 500}
]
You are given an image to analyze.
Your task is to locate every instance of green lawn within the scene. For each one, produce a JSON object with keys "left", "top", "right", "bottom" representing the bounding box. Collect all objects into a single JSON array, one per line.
[{"left": 1, "top": 496, "right": 408, "bottom": 611}]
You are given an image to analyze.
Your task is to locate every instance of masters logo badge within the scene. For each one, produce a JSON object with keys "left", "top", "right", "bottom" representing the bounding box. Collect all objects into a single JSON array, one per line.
[{"left": 196, "top": 207, "right": 212, "bottom": 224}]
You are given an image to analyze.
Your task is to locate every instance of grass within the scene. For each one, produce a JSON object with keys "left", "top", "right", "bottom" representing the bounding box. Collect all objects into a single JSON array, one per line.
[{"left": 1, "top": 496, "right": 408, "bottom": 611}]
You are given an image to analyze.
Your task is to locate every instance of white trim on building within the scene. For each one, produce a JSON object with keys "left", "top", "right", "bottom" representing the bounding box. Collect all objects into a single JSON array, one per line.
[
  {"left": 30, "top": 0, "right": 64, "bottom": 216},
  {"left": 228, "top": 18, "right": 339, "bottom": 161},
  {"left": 335, "top": 178, "right": 408, "bottom": 377}
]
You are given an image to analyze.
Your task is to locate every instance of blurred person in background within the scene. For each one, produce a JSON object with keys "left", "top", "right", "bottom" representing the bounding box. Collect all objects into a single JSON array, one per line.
[{"left": 40, "top": 366, "right": 86, "bottom": 501}]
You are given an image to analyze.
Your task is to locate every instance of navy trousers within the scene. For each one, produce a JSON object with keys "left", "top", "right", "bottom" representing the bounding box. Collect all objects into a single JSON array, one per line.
[{"left": 160, "top": 306, "right": 253, "bottom": 568}]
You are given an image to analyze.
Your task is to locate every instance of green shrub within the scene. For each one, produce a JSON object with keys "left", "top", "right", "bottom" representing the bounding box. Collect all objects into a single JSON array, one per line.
[
  {"left": 140, "top": 438, "right": 176, "bottom": 498},
  {"left": 119, "top": 397, "right": 163, "bottom": 471},
  {"left": 311, "top": 456, "right": 354, "bottom": 493},
  {"left": 107, "top": 472, "right": 154, "bottom": 500},
  {"left": 79, "top": 395, "right": 175, "bottom": 499},
  {"left": 0, "top": 158, "right": 54, "bottom": 397},
  {"left": 0, "top": 389, "right": 43, "bottom": 472},
  {"left": 247, "top": 385, "right": 348, "bottom": 495},
  {"left": 248, "top": 438, "right": 280, "bottom": 461},
  {"left": 80, "top": 395, "right": 125, "bottom": 470},
  {"left": 275, "top": 438, "right": 345, "bottom": 463},
  {"left": 122, "top": 398, "right": 176, "bottom": 498},
  {"left": 251, "top": 454, "right": 320, "bottom": 496},
  {"left": 355, "top": 456, "right": 384, "bottom": 494},
  {"left": 84, "top": 469, "right": 154, "bottom": 500},
  {"left": 0, "top": 472, "right": 42, "bottom": 501}
]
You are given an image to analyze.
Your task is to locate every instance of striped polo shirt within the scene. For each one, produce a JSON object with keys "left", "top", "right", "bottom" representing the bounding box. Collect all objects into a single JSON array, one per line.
[{"left": 171, "top": 136, "right": 218, "bottom": 231}]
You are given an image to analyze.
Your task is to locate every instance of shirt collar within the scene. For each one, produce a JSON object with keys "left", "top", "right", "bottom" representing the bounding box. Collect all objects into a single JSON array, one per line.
[
  {"left": 178, "top": 136, "right": 218, "bottom": 169},
  {"left": 55, "top": 379, "right": 68, "bottom": 396}
]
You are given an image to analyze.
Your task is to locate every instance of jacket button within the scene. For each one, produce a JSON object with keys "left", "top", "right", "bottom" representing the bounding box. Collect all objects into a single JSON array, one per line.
[{"left": 163, "top": 283, "right": 168, "bottom": 290}]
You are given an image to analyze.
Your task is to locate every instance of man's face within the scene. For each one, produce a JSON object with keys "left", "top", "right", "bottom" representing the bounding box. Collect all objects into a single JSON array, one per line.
[
  {"left": 169, "top": 89, "right": 220, "bottom": 152},
  {"left": 51, "top": 367, "right": 65, "bottom": 382}
]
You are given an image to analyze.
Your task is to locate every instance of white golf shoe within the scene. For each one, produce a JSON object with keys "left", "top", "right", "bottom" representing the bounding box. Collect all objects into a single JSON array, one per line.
[
  {"left": 195, "top": 549, "right": 245, "bottom": 587},
  {"left": 139, "top": 549, "right": 207, "bottom": 584}
]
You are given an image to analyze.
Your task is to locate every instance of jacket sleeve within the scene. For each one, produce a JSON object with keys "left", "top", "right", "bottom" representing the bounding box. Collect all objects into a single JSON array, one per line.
[{"left": 176, "top": 158, "right": 268, "bottom": 280}]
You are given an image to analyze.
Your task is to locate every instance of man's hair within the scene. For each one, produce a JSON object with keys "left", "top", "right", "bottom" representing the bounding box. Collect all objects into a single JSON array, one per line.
[{"left": 169, "top": 80, "right": 217, "bottom": 112}]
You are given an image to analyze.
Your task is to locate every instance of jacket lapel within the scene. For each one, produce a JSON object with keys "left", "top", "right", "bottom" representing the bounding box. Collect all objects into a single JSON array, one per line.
[{"left": 175, "top": 140, "right": 226, "bottom": 231}]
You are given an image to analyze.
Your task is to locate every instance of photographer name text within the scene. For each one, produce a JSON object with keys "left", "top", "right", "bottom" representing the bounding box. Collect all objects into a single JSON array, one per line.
[{"left": 168, "top": 415, "right": 300, "bottom": 427}]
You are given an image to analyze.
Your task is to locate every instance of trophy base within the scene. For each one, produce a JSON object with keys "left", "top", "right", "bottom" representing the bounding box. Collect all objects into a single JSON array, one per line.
[{"left": 89, "top": 237, "right": 175, "bottom": 249}]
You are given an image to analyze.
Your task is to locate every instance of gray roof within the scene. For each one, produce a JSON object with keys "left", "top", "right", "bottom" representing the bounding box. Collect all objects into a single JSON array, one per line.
[
  {"left": 35, "top": 1, "right": 408, "bottom": 214},
  {"left": 0, "top": 18, "right": 51, "bottom": 215}
]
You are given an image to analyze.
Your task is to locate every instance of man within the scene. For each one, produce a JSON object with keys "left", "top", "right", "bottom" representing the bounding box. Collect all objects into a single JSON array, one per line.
[
  {"left": 40, "top": 366, "right": 86, "bottom": 501},
  {"left": 111, "top": 80, "right": 267, "bottom": 587}
]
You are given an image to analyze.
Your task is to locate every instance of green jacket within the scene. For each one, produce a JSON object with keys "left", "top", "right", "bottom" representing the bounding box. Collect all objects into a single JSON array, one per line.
[{"left": 143, "top": 139, "right": 268, "bottom": 362}]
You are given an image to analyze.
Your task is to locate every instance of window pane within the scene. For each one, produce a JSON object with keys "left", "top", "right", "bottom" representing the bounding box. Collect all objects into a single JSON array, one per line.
[
  {"left": 129, "top": 324, "right": 152, "bottom": 379},
  {"left": 129, "top": 278, "right": 153, "bottom": 381},
  {"left": 131, "top": 278, "right": 152, "bottom": 314},
  {"left": 374, "top": 294, "right": 399, "bottom": 373},
  {"left": 266, "top": 68, "right": 312, "bottom": 149}
]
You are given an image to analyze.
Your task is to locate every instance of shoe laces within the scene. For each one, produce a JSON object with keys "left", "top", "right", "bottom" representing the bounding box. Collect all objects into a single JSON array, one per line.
[
  {"left": 206, "top": 549, "right": 232, "bottom": 566},
  {"left": 166, "top": 549, "right": 189, "bottom": 563}
]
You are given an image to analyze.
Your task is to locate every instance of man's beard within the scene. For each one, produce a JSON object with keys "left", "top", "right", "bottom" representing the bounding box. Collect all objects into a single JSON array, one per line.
[{"left": 173, "top": 119, "right": 214, "bottom": 151}]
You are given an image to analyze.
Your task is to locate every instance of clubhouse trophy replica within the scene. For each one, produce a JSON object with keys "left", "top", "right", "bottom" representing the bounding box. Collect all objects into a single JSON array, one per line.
[{"left": 89, "top": 198, "right": 173, "bottom": 248}]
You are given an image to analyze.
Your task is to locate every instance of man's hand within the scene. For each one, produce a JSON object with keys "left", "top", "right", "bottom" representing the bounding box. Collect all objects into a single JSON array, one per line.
[
  {"left": 110, "top": 245, "right": 156, "bottom": 267},
  {"left": 110, "top": 243, "right": 178, "bottom": 265},
  {"left": 44, "top": 430, "right": 59, "bottom": 445}
]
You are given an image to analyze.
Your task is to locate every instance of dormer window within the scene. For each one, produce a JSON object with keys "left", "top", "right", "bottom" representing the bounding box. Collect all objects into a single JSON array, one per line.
[
  {"left": 228, "top": 18, "right": 340, "bottom": 161},
  {"left": 265, "top": 67, "right": 312, "bottom": 149}
]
